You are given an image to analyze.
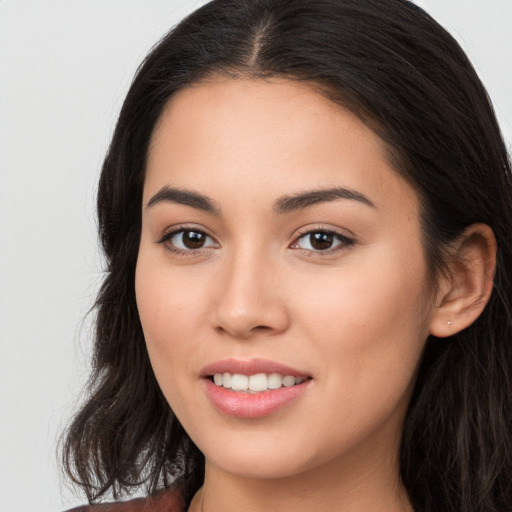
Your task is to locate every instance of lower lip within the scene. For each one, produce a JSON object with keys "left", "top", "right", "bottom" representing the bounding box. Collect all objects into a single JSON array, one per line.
[{"left": 203, "top": 378, "right": 311, "bottom": 419}]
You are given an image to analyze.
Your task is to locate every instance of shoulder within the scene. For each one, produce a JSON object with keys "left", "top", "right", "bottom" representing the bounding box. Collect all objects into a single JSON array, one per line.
[
  {"left": 63, "top": 487, "right": 185, "bottom": 512},
  {"left": 63, "top": 496, "right": 146, "bottom": 512}
]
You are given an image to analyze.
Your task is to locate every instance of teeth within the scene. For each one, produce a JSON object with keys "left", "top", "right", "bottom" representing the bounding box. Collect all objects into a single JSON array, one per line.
[
  {"left": 231, "top": 374, "right": 249, "bottom": 391},
  {"left": 249, "top": 373, "right": 268, "bottom": 392},
  {"left": 268, "top": 373, "right": 282, "bottom": 389},
  {"left": 282, "top": 375, "right": 296, "bottom": 387},
  {"left": 222, "top": 372, "right": 232, "bottom": 388},
  {"left": 212, "top": 372, "right": 307, "bottom": 392}
]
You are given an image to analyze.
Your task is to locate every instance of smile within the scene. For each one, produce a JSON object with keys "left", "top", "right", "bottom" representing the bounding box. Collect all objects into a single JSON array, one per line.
[
  {"left": 212, "top": 372, "right": 306, "bottom": 392},
  {"left": 201, "top": 359, "right": 312, "bottom": 418}
]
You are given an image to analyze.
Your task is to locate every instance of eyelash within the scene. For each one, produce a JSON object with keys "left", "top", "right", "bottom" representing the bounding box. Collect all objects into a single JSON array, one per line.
[
  {"left": 291, "top": 227, "right": 355, "bottom": 255},
  {"left": 157, "top": 226, "right": 355, "bottom": 256},
  {"left": 157, "top": 227, "right": 218, "bottom": 256}
]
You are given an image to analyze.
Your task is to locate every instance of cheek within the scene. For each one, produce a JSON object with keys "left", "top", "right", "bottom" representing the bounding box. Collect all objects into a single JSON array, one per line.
[
  {"left": 135, "top": 265, "right": 205, "bottom": 422},
  {"left": 294, "top": 245, "right": 432, "bottom": 394},
  {"left": 296, "top": 255, "right": 429, "bottom": 326},
  {"left": 135, "top": 251, "right": 202, "bottom": 386},
  {"left": 135, "top": 248, "right": 206, "bottom": 340}
]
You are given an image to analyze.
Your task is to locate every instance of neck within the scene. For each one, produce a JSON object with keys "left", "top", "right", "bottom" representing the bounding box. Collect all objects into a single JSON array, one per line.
[{"left": 189, "top": 450, "right": 413, "bottom": 512}]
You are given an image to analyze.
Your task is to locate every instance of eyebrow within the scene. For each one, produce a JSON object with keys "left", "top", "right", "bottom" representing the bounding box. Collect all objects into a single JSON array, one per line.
[
  {"left": 146, "top": 186, "right": 220, "bottom": 214},
  {"left": 274, "top": 187, "right": 376, "bottom": 214},
  {"left": 146, "top": 185, "right": 375, "bottom": 215}
]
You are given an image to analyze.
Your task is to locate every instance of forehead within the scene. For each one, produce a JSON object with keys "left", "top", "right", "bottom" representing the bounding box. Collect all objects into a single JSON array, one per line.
[{"left": 145, "top": 78, "right": 419, "bottom": 216}]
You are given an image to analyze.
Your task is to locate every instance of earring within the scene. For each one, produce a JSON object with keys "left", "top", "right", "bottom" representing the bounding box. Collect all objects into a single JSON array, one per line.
[{"left": 447, "top": 321, "right": 452, "bottom": 326}]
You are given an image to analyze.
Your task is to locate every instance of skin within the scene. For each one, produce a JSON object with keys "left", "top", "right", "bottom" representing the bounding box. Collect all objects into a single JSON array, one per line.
[{"left": 135, "top": 78, "right": 487, "bottom": 512}]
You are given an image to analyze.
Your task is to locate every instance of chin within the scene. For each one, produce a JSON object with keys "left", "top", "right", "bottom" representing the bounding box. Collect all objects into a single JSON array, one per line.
[
  {"left": 200, "top": 434, "right": 322, "bottom": 480},
  {"left": 212, "top": 455, "right": 311, "bottom": 480}
]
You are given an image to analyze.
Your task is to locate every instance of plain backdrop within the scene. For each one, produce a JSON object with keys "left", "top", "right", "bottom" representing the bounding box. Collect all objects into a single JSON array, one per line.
[{"left": 0, "top": 1, "right": 510, "bottom": 511}]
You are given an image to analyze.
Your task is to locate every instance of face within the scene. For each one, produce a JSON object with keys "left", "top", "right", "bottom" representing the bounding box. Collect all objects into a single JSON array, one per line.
[{"left": 136, "top": 78, "right": 436, "bottom": 481}]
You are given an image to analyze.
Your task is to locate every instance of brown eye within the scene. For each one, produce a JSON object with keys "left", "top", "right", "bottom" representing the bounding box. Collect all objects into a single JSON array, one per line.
[
  {"left": 309, "top": 232, "right": 334, "bottom": 250},
  {"left": 181, "top": 230, "right": 207, "bottom": 249},
  {"left": 293, "top": 230, "right": 354, "bottom": 253},
  {"left": 162, "top": 229, "right": 219, "bottom": 252}
]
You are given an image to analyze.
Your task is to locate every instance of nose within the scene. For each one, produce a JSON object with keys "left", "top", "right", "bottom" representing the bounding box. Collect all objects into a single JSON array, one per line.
[{"left": 211, "top": 250, "right": 290, "bottom": 339}]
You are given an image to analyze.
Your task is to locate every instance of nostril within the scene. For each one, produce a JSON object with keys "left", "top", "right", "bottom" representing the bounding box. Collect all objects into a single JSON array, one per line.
[
  {"left": 215, "top": 324, "right": 271, "bottom": 338},
  {"left": 212, "top": 294, "right": 291, "bottom": 339}
]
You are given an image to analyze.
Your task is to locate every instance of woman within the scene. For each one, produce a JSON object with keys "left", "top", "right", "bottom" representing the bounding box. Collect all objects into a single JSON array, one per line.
[{"left": 63, "top": 0, "right": 512, "bottom": 510}]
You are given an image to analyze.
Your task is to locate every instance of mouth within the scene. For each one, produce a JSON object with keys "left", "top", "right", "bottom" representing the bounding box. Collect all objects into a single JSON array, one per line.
[
  {"left": 209, "top": 372, "right": 308, "bottom": 393},
  {"left": 200, "top": 359, "right": 312, "bottom": 418}
]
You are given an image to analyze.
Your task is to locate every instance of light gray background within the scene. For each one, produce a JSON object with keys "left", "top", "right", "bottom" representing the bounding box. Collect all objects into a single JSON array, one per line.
[{"left": 0, "top": 1, "right": 511, "bottom": 511}]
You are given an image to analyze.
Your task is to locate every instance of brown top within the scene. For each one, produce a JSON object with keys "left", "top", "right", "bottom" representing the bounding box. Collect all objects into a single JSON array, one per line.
[{"left": 64, "top": 488, "right": 186, "bottom": 512}]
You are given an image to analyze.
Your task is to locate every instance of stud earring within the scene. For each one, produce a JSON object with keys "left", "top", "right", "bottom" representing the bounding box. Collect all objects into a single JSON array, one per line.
[{"left": 447, "top": 321, "right": 452, "bottom": 326}]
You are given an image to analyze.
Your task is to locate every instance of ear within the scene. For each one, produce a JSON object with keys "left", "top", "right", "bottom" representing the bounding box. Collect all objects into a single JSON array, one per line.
[{"left": 429, "top": 223, "right": 497, "bottom": 338}]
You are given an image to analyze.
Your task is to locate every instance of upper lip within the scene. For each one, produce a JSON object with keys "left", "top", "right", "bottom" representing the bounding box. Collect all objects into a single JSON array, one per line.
[{"left": 200, "top": 358, "right": 310, "bottom": 378}]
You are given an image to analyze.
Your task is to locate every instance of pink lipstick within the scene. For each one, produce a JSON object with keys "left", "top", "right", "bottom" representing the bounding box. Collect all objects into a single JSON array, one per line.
[{"left": 201, "top": 358, "right": 312, "bottom": 419}]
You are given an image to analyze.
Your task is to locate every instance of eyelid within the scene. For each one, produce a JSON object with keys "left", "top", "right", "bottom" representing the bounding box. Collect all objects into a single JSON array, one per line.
[
  {"left": 157, "top": 225, "right": 220, "bottom": 255},
  {"left": 290, "top": 226, "right": 356, "bottom": 254},
  {"left": 293, "top": 224, "right": 355, "bottom": 239},
  {"left": 157, "top": 225, "right": 203, "bottom": 242},
  {"left": 155, "top": 224, "right": 354, "bottom": 257}
]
